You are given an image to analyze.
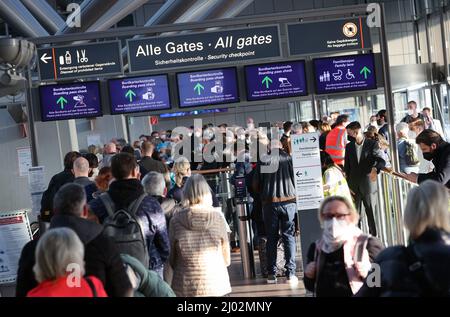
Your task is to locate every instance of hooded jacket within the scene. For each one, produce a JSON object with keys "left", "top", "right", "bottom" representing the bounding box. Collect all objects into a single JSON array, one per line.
[
  {"left": 16, "top": 214, "right": 131, "bottom": 297},
  {"left": 169, "top": 205, "right": 231, "bottom": 297},
  {"left": 356, "top": 228, "right": 450, "bottom": 297},
  {"left": 89, "top": 179, "right": 170, "bottom": 271},
  {"left": 417, "top": 142, "right": 450, "bottom": 188}
]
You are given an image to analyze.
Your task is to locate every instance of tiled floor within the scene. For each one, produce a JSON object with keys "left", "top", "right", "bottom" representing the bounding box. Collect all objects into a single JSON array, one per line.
[{"left": 228, "top": 251, "right": 307, "bottom": 297}]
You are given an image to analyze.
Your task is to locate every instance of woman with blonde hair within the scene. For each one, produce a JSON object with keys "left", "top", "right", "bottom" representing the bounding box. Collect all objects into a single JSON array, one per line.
[
  {"left": 167, "top": 157, "right": 191, "bottom": 203},
  {"left": 357, "top": 180, "right": 450, "bottom": 297},
  {"left": 27, "top": 227, "right": 107, "bottom": 297},
  {"left": 169, "top": 174, "right": 231, "bottom": 297},
  {"left": 303, "top": 196, "right": 383, "bottom": 297}
]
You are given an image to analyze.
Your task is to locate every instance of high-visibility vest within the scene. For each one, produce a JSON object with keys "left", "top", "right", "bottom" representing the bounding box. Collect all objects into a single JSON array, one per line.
[{"left": 325, "top": 126, "right": 347, "bottom": 165}]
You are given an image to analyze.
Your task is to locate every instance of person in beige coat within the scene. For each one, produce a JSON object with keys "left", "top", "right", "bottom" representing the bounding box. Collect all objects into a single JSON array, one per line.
[{"left": 169, "top": 174, "right": 232, "bottom": 297}]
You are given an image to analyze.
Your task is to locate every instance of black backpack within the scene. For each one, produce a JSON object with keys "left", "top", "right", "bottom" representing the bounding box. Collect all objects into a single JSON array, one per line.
[{"left": 100, "top": 193, "right": 149, "bottom": 268}]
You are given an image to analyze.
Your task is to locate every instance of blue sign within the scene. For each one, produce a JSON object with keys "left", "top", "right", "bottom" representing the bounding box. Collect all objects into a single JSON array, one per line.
[
  {"left": 313, "top": 54, "right": 376, "bottom": 94},
  {"left": 245, "top": 61, "right": 307, "bottom": 101},
  {"left": 39, "top": 81, "right": 102, "bottom": 121},
  {"left": 177, "top": 68, "right": 239, "bottom": 107},
  {"left": 109, "top": 75, "right": 171, "bottom": 114}
]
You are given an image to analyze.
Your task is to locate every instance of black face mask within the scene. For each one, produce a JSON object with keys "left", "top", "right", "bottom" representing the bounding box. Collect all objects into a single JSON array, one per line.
[
  {"left": 423, "top": 151, "right": 435, "bottom": 161},
  {"left": 348, "top": 135, "right": 356, "bottom": 142},
  {"left": 376, "top": 119, "right": 383, "bottom": 126}
]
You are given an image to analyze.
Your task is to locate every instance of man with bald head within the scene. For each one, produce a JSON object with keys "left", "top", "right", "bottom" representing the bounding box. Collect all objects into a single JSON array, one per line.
[{"left": 73, "top": 157, "right": 97, "bottom": 202}]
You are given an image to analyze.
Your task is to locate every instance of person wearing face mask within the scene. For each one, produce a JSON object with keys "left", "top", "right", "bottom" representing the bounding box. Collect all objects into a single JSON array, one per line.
[
  {"left": 246, "top": 117, "right": 255, "bottom": 131},
  {"left": 402, "top": 129, "right": 450, "bottom": 188},
  {"left": 344, "top": 121, "right": 386, "bottom": 236},
  {"left": 376, "top": 110, "right": 389, "bottom": 143},
  {"left": 303, "top": 196, "right": 384, "bottom": 297},
  {"left": 401, "top": 100, "right": 424, "bottom": 124}
]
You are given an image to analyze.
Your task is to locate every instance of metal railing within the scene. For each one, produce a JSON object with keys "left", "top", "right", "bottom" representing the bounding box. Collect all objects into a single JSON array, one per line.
[{"left": 363, "top": 171, "right": 418, "bottom": 247}]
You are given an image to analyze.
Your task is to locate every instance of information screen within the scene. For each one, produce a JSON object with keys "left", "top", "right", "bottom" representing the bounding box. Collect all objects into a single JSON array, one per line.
[
  {"left": 313, "top": 54, "right": 376, "bottom": 94},
  {"left": 245, "top": 61, "right": 308, "bottom": 101},
  {"left": 109, "top": 75, "right": 171, "bottom": 114},
  {"left": 39, "top": 81, "right": 102, "bottom": 121},
  {"left": 177, "top": 68, "right": 239, "bottom": 107}
]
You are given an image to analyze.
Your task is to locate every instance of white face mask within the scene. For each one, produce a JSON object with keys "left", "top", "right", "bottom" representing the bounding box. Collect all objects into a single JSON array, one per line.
[
  {"left": 323, "top": 218, "right": 349, "bottom": 242},
  {"left": 247, "top": 123, "right": 255, "bottom": 130},
  {"left": 194, "top": 131, "right": 202, "bottom": 138},
  {"left": 408, "top": 109, "right": 415, "bottom": 116}
]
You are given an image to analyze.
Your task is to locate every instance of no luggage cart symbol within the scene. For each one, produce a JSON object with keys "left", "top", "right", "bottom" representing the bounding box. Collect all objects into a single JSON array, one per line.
[{"left": 343, "top": 22, "right": 358, "bottom": 37}]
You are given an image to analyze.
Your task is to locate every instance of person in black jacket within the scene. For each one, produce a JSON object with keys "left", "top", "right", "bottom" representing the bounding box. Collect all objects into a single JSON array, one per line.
[
  {"left": 344, "top": 122, "right": 386, "bottom": 236},
  {"left": 89, "top": 153, "right": 170, "bottom": 277},
  {"left": 356, "top": 180, "right": 450, "bottom": 297},
  {"left": 402, "top": 129, "right": 450, "bottom": 188},
  {"left": 16, "top": 183, "right": 132, "bottom": 297},
  {"left": 252, "top": 141, "right": 297, "bottom": 284},
  {"left": 40, "top": 151, "right": 81, "bottom": 221},
  {"left": 304, "top": 196, "right": 383, "bottom": 297}
]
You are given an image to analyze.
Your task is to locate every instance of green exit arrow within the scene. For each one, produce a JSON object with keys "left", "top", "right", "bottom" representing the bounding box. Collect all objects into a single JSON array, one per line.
[
  {"left": 360, "top": 66, "right": 372, "bottom": 79},
  {"left": 56, "top": 96, "right": 67, "bottom": 110},
  {"left": 125, "top": 89, "right": 136, "bottom": 102},
  {"left": 261, "top": 76, "right": 273, "bottom": 89},
  {"left": 194, "top": 83, "right": 204, "bottom": 95}
]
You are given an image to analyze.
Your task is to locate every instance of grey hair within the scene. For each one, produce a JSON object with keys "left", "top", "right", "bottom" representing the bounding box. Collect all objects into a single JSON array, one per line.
[
  {"left": 73, "top": 157, "right": 90, "bottom": 174},
  {"left": 404, "top": 180, "right": 450, "bottom": 239},
  {"left": 396, "top": 122, "right": 409, "bottom": 135},
  {"left": 142, "top": 171, "right": 166, "bottom": 196},
  {"left": 53, "top": 183, "right": 86, "bottom": 216},
  {"left": 33, "top": 227, "right": 85, "bottom": 283},
  {"left": 182, "top": 174, "right": 212, "bottom": 206}
]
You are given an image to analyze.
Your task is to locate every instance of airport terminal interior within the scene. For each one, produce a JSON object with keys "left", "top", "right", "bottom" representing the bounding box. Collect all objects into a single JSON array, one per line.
[{"left": 0, "top": 0, "right": 450, "bottom": 299}]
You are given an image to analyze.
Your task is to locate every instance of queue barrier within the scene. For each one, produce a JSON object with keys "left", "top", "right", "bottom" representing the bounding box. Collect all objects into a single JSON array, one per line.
[{"left": 368, "top": 170, "right": 417, "bottom": 247}]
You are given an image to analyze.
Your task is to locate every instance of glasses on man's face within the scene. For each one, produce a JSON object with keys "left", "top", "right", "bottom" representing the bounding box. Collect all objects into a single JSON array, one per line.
[{"left": 322, "top": 213, "right": 351, "bottom": 221}]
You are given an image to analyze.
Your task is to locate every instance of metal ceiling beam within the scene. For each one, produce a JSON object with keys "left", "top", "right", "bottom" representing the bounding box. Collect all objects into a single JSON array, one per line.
[
  {"left": 86, "top": 0, "right": 150, "bottom": 32},
  {"left": 21, "top": 0, "right": 65, "bottom": 34},
  {"left": 31, "top": 4, "right": 369, "bottom": 45},
  {"left": 142, "top": 0, "right": 198, "bottom": 27},
  {"left": 56, "top": 0, "right": 120, "bottom": 34},
  {"left": 0, "top": 0, "right": 49, "bottom": 38}
]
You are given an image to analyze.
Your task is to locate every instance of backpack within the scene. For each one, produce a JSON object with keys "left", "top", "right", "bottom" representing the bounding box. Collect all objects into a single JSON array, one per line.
[
  {"left": 100, "top": 193, "right": 149, "bottom": 268},
  {"left": 405, "top": 140, "right": 420, "bottom": 166}
]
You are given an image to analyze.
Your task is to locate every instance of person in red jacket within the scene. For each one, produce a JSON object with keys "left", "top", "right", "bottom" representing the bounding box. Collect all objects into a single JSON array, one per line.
[
  {"left": 27, "top": 227, "right": 107, "bottom": 297},
  {"left": 325, "top": 114, "right": 350, "bottom": 167}
]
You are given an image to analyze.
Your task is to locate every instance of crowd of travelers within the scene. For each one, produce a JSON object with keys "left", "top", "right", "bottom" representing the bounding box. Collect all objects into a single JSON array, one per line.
[{"left": 15, "top": 100, "right": 449, "bottom": 297}]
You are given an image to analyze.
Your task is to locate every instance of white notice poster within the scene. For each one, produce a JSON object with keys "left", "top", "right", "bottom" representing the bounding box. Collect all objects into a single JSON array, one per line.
[
  {"left": 17, "top": 147, "right": 32, "bottom": 177},
  {"left": 0, "top": 210, "right": 33, "bottom": 284},
  {"left": 28, "top": 166, "right": 46, "bottom": 216},
  {"left": 290, "top": 132, "right": 324, "bottom": 210}
]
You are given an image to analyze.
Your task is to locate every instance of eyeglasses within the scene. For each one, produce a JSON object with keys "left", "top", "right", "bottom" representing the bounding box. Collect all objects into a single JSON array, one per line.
[{"left": 322, "top": 213, "right": 351, "bottom": 220}]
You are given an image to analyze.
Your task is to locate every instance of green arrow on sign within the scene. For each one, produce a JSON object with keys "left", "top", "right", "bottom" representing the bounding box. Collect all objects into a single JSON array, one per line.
[
  {"left": 360, "top": 66, "right": 372, "bottom": 79},
  {"left": 125, "top": 89, "right": 136, "bottom": 102},
  {"left": 194, "top": 83, "right": 204, "bottom": 95},
  {"left": 56, "top": 96, "right": 67, "bottom": 110},
  {"left": 261, "top": 76, "right": 273, "bottom": 89}
]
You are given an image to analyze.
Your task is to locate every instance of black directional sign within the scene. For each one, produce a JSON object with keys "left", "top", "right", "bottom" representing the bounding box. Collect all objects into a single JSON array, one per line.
[
  {"left": 288, "top": 17, "right": 372, "bottom": 56},
  {"left": 127, "top": 25, "right": 281, "bottom": 72},
  {"left": 37, "top": 41, "right": 123, "bottom": 81}
]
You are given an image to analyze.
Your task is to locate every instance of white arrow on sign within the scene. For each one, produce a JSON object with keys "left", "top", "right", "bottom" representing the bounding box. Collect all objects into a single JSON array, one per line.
[{"left": 40, "top": 53, "right": 52, "bottom": 64}]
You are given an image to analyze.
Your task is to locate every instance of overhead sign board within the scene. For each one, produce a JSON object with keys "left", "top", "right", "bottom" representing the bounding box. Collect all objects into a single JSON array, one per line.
[
  {"left": 290, "top": 133, "right": 324, "bottom": 211},
  {"left": 244, "top": 61, "right": 308, "bottom": 101},
  {"left": 313, "top": 53, "right": 376, "bottom": 94},
  {"left": 288, "top": 17, "right": 371, "bottom": 56},
  {"left": 39, "top": 81, "right": 102, "bottom": 121},
  {"left": 37, "top": 41, "right": 123, "bottom": 81},
  {"left": 177, "top": 68, "right": 239, "bottom": 108},
  {"left": 127, "top": 25, "right": 281, "bottom": 72},
  {"left": 109, "top": 75, "right": 171, "bottom": 114}
]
